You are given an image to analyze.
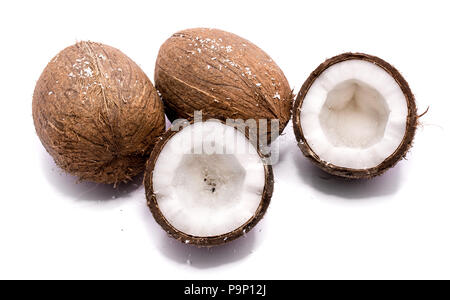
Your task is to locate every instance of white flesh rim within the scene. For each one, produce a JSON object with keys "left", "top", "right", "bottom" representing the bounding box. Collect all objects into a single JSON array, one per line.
[
  {"left": 300, "top": 60, "right": 408, "bottom": 169},
  {"left": 152, "top": 121, "right": 265, "bottom": 237}
]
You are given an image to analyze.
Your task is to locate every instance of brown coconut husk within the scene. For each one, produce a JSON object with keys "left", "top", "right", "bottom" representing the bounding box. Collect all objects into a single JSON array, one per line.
[
  {"left": 293, "top": 52, "right": 417, "bottom": 179},
  {"left": 155, "top": 28, "right": 293, "bottom": 143},
  {"left": 143, "top": 121, "right": 274, "bottom": 247},
  {"left": 33, "top": 41, "right": 165, "bottom": 185}
]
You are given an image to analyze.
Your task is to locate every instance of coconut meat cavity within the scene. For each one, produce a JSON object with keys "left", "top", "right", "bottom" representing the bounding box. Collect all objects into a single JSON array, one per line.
[
  {"left": 300, "top": 59, "right": 408, "bottom": 169},
  {"left": 152, "top": 121, "right": 265, "bottom": 237}
]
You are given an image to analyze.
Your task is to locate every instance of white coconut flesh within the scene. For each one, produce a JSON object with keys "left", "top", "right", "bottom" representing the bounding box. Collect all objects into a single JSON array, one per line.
[
  {"left": 152, "top": 121, "right": 266, "bottom": 237},
  {"left": 300, "top": 60, "right": 408, "bottom": 169}
]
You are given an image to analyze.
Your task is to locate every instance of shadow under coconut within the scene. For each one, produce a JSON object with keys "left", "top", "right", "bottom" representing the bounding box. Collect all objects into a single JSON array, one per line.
[
  {"left": 140, "top": 203, "right": 260, "bottom": 269},
  {"left": 157, "top": 229, "right": 257, "bottom": 269},
  {"left": 292, "top": 150, "right": 403, "bottom": 199},
  {"left": 40, "top": 149, "right": 142, "bottom": 201}
]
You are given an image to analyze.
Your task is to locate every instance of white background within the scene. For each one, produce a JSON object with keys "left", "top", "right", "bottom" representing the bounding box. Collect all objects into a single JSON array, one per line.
[{"left": 0, "top": 0, "right": 449, "bottom": 279}]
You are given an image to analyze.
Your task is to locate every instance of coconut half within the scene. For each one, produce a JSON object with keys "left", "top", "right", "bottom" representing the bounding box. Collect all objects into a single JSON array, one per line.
[
  {"left": 293, "top": 53, "right": 417, "bottom": 178},
  {"left": 144, "top": 120, "right": 273, "bottom": 246}
]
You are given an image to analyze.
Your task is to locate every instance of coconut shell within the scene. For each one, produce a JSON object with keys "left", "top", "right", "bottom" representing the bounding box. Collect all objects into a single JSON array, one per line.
[
  {"left": 33, "top": 41, "right": 165, "bottom": 185},
  {"left": 144, "top": 121, "right": 274, "bottom": 247},
  {"left": 293, "top": 53, "right": 417, "bottom": 179},
  {"left": 155, "top": 28, "right": 293, "bottom": 142}
]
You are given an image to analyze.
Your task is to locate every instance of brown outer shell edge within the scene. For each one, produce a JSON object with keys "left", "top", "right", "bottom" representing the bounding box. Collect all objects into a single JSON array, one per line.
[
  {"left": 292, "top": 52, "right": 417, "bottom": 179},
  {"left": 143, "top": 121, "right": 274, "bottom": 247}
]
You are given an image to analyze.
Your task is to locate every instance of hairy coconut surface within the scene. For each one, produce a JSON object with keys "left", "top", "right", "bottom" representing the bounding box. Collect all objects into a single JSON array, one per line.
[
  {"left": 33, "top": 41, "right": 165, "bottom": 184},
  {"left": 155, "top": 28, "right": 293, "bottom": 141},
  {"left": 144, "top": 120, "right": 273, "bottom": 247},
  {"left": 293, "top": 53, "right": 417, "bottom": 179}
]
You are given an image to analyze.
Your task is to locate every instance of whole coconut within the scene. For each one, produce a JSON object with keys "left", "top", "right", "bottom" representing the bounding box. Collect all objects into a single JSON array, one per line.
[
  {"left": 155, "top": 28, "right": 293, "bottom": 140},
  {"left": 33, "top": 41, "right": 165, "bottom": 184}
]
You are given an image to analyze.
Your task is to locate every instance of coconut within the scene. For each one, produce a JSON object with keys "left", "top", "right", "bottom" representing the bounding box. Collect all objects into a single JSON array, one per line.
[
  {"left": 33, "top": 41, "right": 165, "bottom": 184},
  {"left": 155, "top": 28, "right": 293, "bottom": 143},
  {"left": 144, "top": 120, "right": 273, "bottom": 246},
  {"left": 293, "top": 53, "right": 417, "bottom": 179}
]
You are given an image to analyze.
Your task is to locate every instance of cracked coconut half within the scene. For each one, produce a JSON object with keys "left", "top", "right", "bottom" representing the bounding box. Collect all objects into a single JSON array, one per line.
[
  {"left": 293, "top": 53, "right": 417, "bottom": 178},
  {"left": 144, "top": 120, "right": 273, "bottom": 246}
]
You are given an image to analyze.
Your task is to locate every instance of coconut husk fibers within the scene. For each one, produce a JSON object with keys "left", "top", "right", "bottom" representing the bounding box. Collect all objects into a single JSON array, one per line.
[
  {"left": 33, "top": 41, "right": 165, "bottom": 184},
  {"left": 144, "top": 121, "right": 274, "bottom": 247},
  {"left": 155, "top": 28, "right": 293, "bottom": 142},
  {"left": 293, "top": 52, "right": 417, "bottom": 179}
]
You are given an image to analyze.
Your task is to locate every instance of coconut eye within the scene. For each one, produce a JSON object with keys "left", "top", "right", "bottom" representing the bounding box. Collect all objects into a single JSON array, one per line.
[{"left": 293, "top": 53, "right": 417, "bottom": 178}]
